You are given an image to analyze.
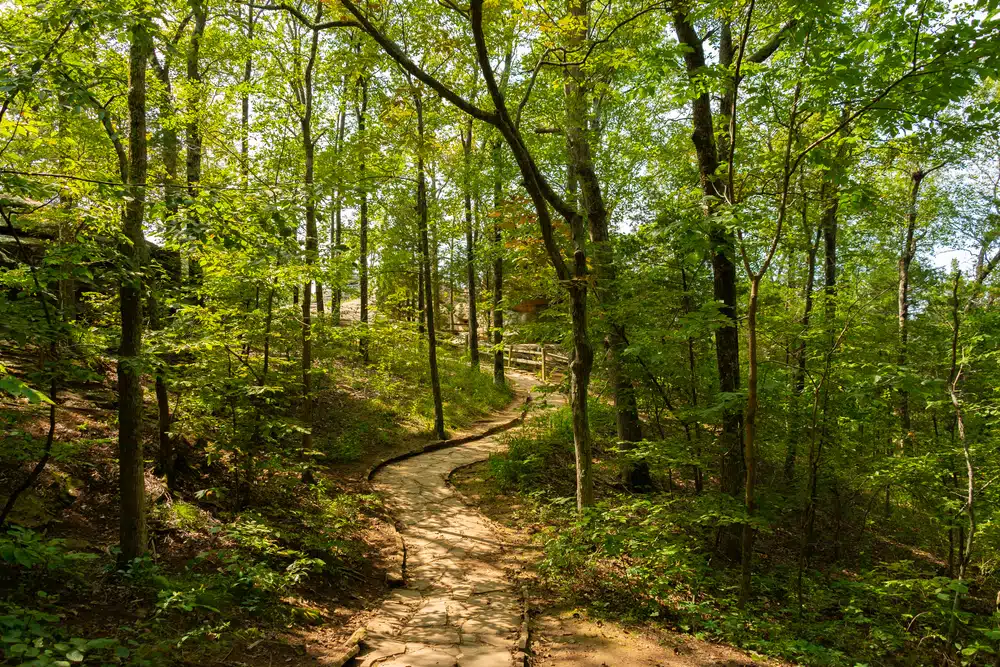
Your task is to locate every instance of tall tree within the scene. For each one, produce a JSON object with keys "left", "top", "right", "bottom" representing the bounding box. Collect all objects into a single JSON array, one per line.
[
  {"left": 331, "top": 78, "right": 348, "bottom": 325},
  {"left": 119, "top": 12, "right": 150, "bottom": 562},
  {"left": 289, "top": 4, "right": 323, "bottom": 451},
  {"left": 461, "top": 117, "right": 479, "bottom": 368},
  {"left": 185, "top": 0, "right": 207, "bottom": 289},
  {"left": 413, "top": 89, "right": 445, "bottom": 439},
  {"left": 357, "top": 71, "right": 370, "bottom": 363},
  {"left": 564, "top": 0, "right": 642, "bottom": 455},
  {"left": 896, "top": 166, "right": 931, "bottom": 456},
  {"left": 672, "top": 9, "right": 747, "bottom": 558},
  {"left": 491, "top": 140, "right": 505, "bottom": 388}
]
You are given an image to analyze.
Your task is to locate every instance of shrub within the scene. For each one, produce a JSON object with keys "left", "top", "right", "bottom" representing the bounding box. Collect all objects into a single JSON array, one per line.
[{"left": 0, "top": 527, "right": 97, "bottom": 573}]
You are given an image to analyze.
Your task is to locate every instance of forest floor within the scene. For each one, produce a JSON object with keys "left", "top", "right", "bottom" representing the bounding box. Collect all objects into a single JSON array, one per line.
[
  {"left": 0, "top": 338, "right": 514, "bottom": 666},
  {"left": 450, "top": 461, "right": 784, "bottom": 667}
]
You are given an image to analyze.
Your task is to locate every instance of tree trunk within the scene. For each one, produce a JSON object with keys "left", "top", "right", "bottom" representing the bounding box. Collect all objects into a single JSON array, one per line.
[
  {"left": 298, "top": 12, "right": 321, "bottom": 452},
  {"left": 739, "top": 276, "right": 763, "bottom": 607},
  {"left": 674, "top": 11, "right": 743, "bottom": 558},
  {"left": 491, "top": 141, "right": 505, "bottom": 387},
  {"left": 569, "top": 280, "right": 594, "bottom": 510},
  {"left": 262, "top": 282, "right": 275, "bottom": 382},
  {"left": 417, "top": 257, "right": 425, "bottom": 335},
  {"left": 414, "top": 93, "right": 445, "bottom": 440},
  {"left": 896, "top": 168, "right": 924, "bottom": 456},
  {"left": 796, "top": 142, "right": 846, "bottom": 604},
  {"left": 357, "top": 74, "right": 369, "bottom": 363},
  {"left": 462, "top": 118, "right": 479, "bottom": 367},
  {"left": 431, "top": 174, "right": 442, "bottom": 330},
  {"left": 784, "top": 219, "right": 819, "bottom": 483},
  {"left": 448, "top": 239, "right": 455, "bottom": 331},
  {"left": 119, "top": 19, "right": 149, "bottom": 563},
  {"left": 154, "top": 363, "right": 173, "bottom": 487},
  {"left": 332, "top": 192, "right": 342, "bottom": 324},
  {"left": 565, "top": 0, "right": 642, "bottom": 484},
  {"left": 680, "top": 263, "right": 703, "bottom": 493},
  {"left": 332, "top": 89, "right": 347, "bottom": 326},
  {"left": 185, "top": 0, "right": 207, "bottom": 289},
  {"left": 151, "top": 53, "right": 179, "bottom": 487},
  {"left": 241, "top": 7, "right": 254, "bottom": 188}
]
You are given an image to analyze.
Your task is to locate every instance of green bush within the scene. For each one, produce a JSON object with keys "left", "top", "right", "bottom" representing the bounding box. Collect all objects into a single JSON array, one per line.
[
  {"left": 487, "top": 399, "right": 613, "bottom": 494},
  {"left": 0, "top": 604, "right": 129, "bottom": 665},
  {"left": 488, "top": 409, "right": 576, "bottom": 493},
  {"left": 0, "top": 527, "right": 96, "bottom": 573}
]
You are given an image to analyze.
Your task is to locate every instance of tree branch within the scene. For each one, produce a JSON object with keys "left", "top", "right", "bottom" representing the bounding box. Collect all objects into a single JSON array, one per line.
[
  {"left": 247, "top": 2, "right": 358, "bottom": 30},
  {"left": 746, "top": 19, "right": 797, "bottom": 64},
  {"left": 337, "top": 0, "right": 496, "bottom": 123},
  {"left": 515, "top": 47, "right": 550, "bottom": 129}
]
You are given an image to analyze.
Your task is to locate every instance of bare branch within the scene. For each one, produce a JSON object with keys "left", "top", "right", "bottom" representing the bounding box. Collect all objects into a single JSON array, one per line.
[
  {"left": 539, "top": 0, "right": 668, "bottom": 68},
  {"left": 515, "top": 47, "right": 550, "bottom": 129}
]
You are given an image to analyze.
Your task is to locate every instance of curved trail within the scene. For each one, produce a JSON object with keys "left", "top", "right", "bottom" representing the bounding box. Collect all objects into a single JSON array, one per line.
[{"left": 356, "top": 374, "right": 551, "bottom": 667}]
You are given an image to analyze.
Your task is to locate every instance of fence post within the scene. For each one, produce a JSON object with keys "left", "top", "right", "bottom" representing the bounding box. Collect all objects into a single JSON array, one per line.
[{"left": 541, "top": 345, "right": 547, "bottom": 381}]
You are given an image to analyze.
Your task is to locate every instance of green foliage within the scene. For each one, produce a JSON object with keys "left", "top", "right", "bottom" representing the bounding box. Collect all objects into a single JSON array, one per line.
[
  {"left": 149, "top": 501, "right": 212, "bottom": 533},
  {"left": 0, "top": 528, "right": 96, "bottom": 573},
  {"left": 0, "top": 374, "right": 52, "bottom": 405},
  {"left": 0, "top": 604, "right": 129, "bottom": 666},
  {"left": 488, "top": 408, "right": 577, "bottom": 493},
  {"left": 3, "top": 0, "right": 1000, "bottom": 663}
]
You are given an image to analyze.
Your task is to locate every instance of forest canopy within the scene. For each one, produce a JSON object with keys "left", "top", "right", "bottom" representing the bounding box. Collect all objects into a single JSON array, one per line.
[{"left": 1, "top": 0, "right": 1000, "bottom": 664}]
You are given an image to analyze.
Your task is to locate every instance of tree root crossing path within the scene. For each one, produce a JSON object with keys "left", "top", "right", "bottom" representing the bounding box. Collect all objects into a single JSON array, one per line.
[{"left": 356, "top": 373, "right": 556, "bottom": 667}]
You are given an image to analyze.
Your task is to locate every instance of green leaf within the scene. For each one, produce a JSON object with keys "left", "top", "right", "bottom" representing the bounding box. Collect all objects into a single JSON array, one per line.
[{"left": 0, "top": 376, "right": 53, "bottom": 404}]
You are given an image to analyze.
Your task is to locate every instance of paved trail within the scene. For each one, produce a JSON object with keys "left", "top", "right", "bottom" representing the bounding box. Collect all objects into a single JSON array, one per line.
[{"left": 356, "top": 375, "right": 550, "bottom": 667}]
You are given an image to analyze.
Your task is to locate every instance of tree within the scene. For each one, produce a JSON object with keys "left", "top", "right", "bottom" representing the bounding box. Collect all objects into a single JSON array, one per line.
[
  {"left": 461, "top": 115, "right": 479, "bottom": 368},
  {"left": 119, "top": 11, "right": 150, "bottom": 563}
]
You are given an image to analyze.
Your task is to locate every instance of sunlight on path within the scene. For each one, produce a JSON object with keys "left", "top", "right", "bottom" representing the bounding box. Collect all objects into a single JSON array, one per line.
[{"left": 357, "top": 375, "right": 556, "bottom": 667}]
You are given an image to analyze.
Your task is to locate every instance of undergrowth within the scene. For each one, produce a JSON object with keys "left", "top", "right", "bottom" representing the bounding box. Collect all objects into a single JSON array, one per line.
[
  {"left": 481, "top": 405, "right": 1000, "bottom": 666},
  {"left": 0, "top": 321, "right": 513, "bottom": 665}
]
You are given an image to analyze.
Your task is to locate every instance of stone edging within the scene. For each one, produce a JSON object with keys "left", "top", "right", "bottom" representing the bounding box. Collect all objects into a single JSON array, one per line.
[
  {"left": 515, "top": 584, "right": 531, "bottom": 667},
  {"left": 318, "top": 626, "right": 366, "bottom": 667},
  {"left": 364, "top": 395, "right": 532, "bottom": 483},
  {"left": 363, "top": 383, "right": 534, "bottom": 587}
]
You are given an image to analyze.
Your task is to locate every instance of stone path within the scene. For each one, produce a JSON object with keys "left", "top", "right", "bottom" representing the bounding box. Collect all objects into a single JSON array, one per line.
[{"left": 356, "top": 376, "right": 552, "bottom": 667}]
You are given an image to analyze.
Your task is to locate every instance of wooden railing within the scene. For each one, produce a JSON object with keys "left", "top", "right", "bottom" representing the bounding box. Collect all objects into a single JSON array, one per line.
[
  {"left": 442, "top": 333, "right": 570, "bottom": 382},
  {"left": 504, "top": 344, "right": 569, "bottom": 381}
]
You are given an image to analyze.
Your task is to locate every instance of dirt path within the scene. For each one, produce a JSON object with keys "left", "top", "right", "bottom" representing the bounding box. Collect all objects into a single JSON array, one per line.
[{"left": 355, "top": 374, "right": 552, "bottom": 667}]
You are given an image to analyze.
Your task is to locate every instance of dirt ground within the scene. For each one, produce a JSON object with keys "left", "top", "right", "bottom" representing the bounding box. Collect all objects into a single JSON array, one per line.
[
  {"left": 450, "top": 461, "right": 784, "bottom": 667},
  {"left": 531, "top": 606, "right": 777, "bottom": 667}
]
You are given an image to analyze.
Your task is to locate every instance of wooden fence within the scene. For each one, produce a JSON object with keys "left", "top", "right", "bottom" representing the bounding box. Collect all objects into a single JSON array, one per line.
[
  {"left": 503, "top": 344, "right": 569, "bottom": 381},
  {"left": 444, "top": 333, "right": 572, "bottom": 382}
]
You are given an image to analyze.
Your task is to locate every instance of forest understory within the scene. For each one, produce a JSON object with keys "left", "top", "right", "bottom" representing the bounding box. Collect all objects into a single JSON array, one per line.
[
  {"left": 454, "top": 402, "right": 1000, "bottom": 666},
  {"left": 1, "top": 330, "right": 513, "bottom": 665}
]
